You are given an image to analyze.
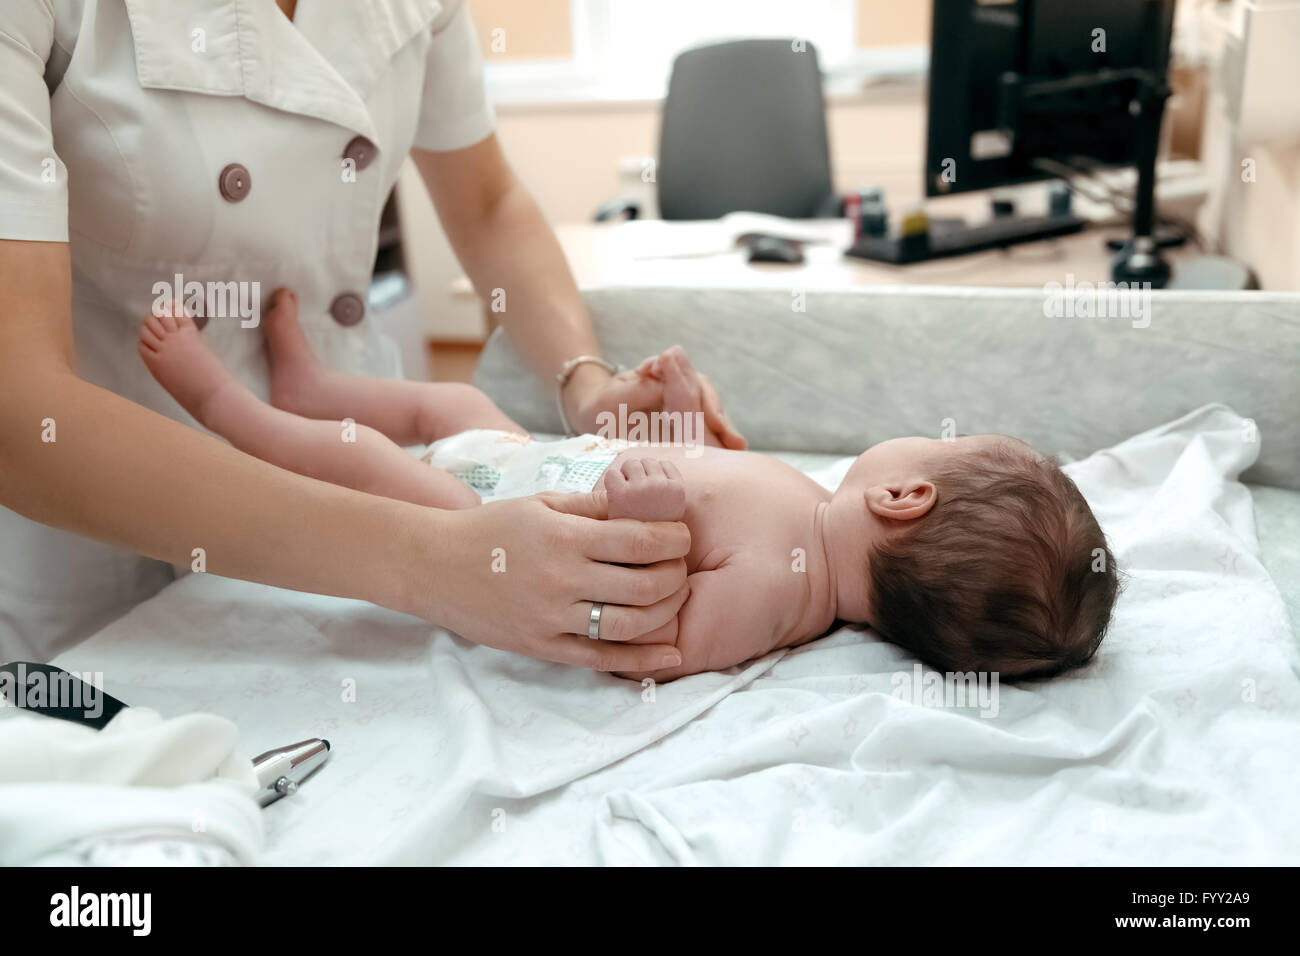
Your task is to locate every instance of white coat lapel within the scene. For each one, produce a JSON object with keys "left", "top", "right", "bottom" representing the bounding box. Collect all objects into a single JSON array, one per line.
[
  {"left": 121, "top": 0, "right": 444, "bottom": 139},
  {"left": 295, "top": 0, "right": 445, "bottom": 101}
]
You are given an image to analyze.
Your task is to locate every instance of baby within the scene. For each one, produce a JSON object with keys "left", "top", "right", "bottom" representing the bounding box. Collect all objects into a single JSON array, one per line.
[{"left": 140, "top": 291, "right": 1118, "bottom": 682}]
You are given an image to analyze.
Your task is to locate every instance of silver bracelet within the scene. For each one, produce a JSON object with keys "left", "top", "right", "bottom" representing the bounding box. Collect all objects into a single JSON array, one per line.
[{"left": 555, "top": 355, "right": 620, "bottom": 437}]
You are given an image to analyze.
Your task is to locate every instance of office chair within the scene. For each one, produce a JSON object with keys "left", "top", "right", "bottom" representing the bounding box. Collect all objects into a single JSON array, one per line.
[{"left": 595, "top": 39, "right": 841, "bottom": 222}]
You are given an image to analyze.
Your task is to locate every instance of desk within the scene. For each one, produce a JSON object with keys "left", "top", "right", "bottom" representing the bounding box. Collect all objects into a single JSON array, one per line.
[{"left": 451, "top": 214, "right": 1206, "bottom": 303}]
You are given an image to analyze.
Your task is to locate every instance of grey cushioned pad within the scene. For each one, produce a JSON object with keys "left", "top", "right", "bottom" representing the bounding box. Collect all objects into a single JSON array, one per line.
[
  {"left": 474, "top": 285, "right": 1299, "bottom": 639},
  {"left": 475, "top": 286, "right": 1300, "bottom": 490}
]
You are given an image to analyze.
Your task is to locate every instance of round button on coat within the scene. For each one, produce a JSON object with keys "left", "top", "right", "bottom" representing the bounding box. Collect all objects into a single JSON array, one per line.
[
  {"left": 218, "top": 163, "right": 251, "bottom": 202},
  {"left": 342, "top": 136, "right": 376, "bottom": 172},
  {"left": 329, "top": 292, "right": 366, "bottom": 327}
]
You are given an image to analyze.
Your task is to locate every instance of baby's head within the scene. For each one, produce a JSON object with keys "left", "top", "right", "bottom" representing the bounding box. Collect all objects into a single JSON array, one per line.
[{"left": 829, "top": 435, "right": 1118, "bottom": 680}]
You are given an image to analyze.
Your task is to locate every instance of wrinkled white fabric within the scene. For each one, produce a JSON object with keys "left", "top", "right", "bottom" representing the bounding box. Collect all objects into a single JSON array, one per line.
[
  {"left": 0, "top": 707, "right": 263, "bottom": 865},
  {"left": 52, "top": 405, "right": 1300, "bottom": 864}
]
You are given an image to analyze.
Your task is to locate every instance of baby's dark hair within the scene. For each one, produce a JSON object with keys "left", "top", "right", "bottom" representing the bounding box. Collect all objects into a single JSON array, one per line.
[{"left": 867, "top": 441, "right": 1118, "bottom": 680}]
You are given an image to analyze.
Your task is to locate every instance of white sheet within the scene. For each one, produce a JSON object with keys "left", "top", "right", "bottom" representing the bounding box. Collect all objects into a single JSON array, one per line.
[{"left": 50, "top": 404, "right": 1300, "bottom": 864}]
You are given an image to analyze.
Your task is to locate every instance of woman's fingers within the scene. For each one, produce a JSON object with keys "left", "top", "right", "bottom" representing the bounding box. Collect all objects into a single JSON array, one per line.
[
  {"left": 429, "top": 495, "right": 692, "bottom": 671},
  {"left": 268, "top": 286, "right": 301, "bottom": 323},
  {"left": 542, "top": 636, "right": 682, "bottom": 673},
  {"left": 578, "top": 346, "right": 742, "bottom": 451},
  {"left": 614, "top": 372, "right": 665, "bottom": 410},
  {"left": 698, "top": 374, "right": 747, "bottom": 450},
  {"left": 541, "top": 491, "right": 691, "bottom": 563},
  {"left": 625, "top": 614, "right": 680, "bottom": 648},
  {"left": 577, "top": 516, "right": 691, "bottom": 565},
  {"left": 586, "top": 557, "right": 687, "bottom": 608},
  {"left": 565, "top": 579, "right": 689, "bottom": 642},
  {"left": 539, "top": 488, "right": 609, "bottom": 520}
]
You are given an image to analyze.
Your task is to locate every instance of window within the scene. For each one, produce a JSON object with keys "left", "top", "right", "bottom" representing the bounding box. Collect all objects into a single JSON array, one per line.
[{"left": 476, "top": 0, "right": 927, "bottom": 105}]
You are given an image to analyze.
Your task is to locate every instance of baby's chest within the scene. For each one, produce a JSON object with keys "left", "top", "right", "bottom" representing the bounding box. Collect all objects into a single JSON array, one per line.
[{"left": 681, "top": 464, "right": 816, "bottom": 576}]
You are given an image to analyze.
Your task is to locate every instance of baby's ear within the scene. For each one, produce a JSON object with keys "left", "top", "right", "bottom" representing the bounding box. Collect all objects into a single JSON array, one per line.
[{"left": 865, "top": 481, "right": 937, "bottom": 521}]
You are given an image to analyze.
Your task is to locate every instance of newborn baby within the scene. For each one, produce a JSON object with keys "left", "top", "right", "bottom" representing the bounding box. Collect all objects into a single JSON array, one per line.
[{"left": 140, "top": 292, "right": 1118, "bottom": 682}]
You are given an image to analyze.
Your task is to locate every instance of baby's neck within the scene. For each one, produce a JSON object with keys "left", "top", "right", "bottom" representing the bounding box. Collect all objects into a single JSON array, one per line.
[{"left": 814, "top": 499, "right": 872, "bottom": 626}]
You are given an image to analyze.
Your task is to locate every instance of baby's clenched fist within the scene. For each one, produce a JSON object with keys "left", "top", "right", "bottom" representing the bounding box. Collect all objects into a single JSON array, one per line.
[{"left": 603, "top": 457, "right": 687, "bottom": 522}]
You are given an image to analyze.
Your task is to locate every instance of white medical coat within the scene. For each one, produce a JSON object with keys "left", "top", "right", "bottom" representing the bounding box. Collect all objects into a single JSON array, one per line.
[{"left": 0, "top": 0, "right": 495, "bottom": 659}]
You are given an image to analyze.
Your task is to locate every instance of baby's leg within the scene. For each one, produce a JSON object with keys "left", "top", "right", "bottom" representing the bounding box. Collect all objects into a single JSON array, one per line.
[
  {"left": 656, "top": 346, "right": 722, "bottom": 448},
  {"left": 138, "top": 306, "right": 479, "bottom": 509},
  {"left": 262, "top": 289, "right": 525, "bottom": 446}
]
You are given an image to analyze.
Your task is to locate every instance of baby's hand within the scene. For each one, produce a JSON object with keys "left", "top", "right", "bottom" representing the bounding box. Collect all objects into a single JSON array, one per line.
[{"left": 603, "top": 458, "right": 687, "bottom": 522}]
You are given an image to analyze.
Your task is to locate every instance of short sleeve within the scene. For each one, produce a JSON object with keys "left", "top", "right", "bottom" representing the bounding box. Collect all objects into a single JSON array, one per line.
[
  {"left": 0, "top": 0, "right": 68, "bottom": 242},
  {"left": 411, "top": 0, "right": 496, "bottom": 152}
]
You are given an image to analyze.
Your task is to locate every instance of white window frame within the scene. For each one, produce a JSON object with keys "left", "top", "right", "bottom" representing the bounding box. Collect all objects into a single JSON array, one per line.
[{"left": 481, "top": 0, "right": 928, "bottom": 106}]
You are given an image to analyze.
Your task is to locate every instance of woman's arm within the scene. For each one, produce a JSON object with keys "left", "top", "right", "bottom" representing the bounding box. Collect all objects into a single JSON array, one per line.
[
  {"left": 412, "top": 136, "right": 745, "bottom": 448},
  {"left": 0, "top": 239, "right": 687, "bottom": 671},
  {"left": 411, "top": 137, "right": 603, "bottom": 414}
]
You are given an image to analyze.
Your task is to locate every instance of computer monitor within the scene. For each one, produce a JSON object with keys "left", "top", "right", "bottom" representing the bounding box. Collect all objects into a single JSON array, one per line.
[
  {"left": 849, "top": 0, "right": 1184, "bottom": 286},
  {"left": 925, "top": 0, "right": 1175, "bottom": 199}
]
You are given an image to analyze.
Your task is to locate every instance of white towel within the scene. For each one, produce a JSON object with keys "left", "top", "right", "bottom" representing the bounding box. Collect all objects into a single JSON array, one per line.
[{"left": 0, "top": 707, "right": 263, "bottom": 866}]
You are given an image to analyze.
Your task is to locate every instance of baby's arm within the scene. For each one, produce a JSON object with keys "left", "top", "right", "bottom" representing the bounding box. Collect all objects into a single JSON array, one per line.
[
  {"left": 599, "top": 458, "right": 791, "bottom": 681},
  {"left": 616, "top": 560, "right": 785, "bottom": 682}
]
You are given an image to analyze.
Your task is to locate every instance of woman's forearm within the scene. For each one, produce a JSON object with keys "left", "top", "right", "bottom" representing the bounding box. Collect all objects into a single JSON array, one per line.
[
  {"left": 0, "top": 369, "right": 443, "bottom": 619},
  {"left": 413, "top": 140, "right": 615, "bottom": 412},
  {"left": 464, "top": 179, "right": 598, "bottom": 377}
]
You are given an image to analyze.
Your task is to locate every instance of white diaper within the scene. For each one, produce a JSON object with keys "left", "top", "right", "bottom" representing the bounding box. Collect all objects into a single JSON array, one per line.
[{"left": 420, "top": 429, "right": 628, "bottom": 503}]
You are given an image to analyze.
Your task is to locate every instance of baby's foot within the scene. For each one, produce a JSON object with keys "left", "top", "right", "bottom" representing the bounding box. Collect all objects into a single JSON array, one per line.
[
  {"left": 263, "top": 287, "right": 326, "bottom": 414},
  {"left": 656, "top": 346, "right": 719, "bottom": 448},
  {"left": 137, "top": 303, "right": 241, "bottom": 426},
  {"left": 604, "top": 457, "right": 687, "bottom": 522}
]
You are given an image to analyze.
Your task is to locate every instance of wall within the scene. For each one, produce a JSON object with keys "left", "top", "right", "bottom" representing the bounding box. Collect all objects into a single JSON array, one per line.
[
  {"left": 1206, "top": 137, "right": 1300, "bottom": 290},
  {"left": 401, "top": 0, "right": 1297, "bottom": 363},
  {"left": 400, "top": 84, "right": 931, "bottom": 346},
  {"left": 466, "top": 0, "right": 932, "bottom": 60},
  {"left": 400, "top": 1, "right": 936, "bottom": 352},
  {"left": 1194, "top": 1, "right": 1300, "bottom": 290},
  {"left": 466, "top": 0, "right": 572, "bottom": 59}
]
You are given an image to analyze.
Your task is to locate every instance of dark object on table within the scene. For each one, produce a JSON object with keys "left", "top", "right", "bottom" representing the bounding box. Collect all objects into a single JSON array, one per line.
[{"left": 743, "top": 234, "right": 806, "bottom": 264}]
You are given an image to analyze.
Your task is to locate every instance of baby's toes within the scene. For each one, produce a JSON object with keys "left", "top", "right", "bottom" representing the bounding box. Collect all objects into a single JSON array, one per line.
[
  {"left": 152, "top": 300, "right": 181, "bottom": 332},
  {"left": 140, "top": 313, "right": 167, "bottom": 343},
  {"left": 661, "top": 357, "right": 701, "bottom": 416}
]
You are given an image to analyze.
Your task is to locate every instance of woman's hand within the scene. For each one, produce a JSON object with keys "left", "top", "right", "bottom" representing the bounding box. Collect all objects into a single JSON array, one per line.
[
  {"left": 416, "top": 490, "right": 691, "bottom": 672},
  {"left": 565, "top": 345, "right": 746, "bottom": 450}
]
